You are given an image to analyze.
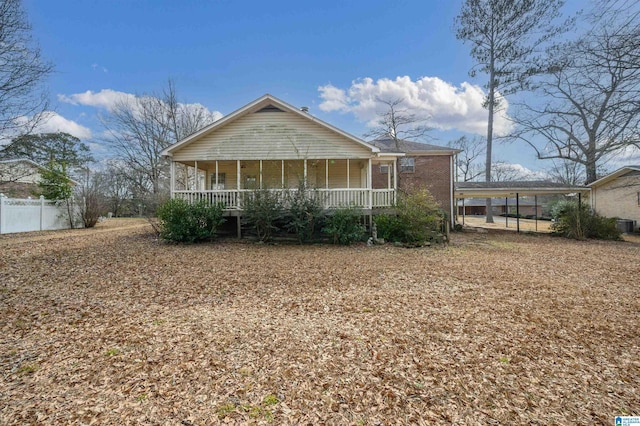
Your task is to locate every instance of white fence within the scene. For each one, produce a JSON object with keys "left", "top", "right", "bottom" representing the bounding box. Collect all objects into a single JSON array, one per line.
[{"left": 0, "top": 194, "right": 78, "bottom": 234}]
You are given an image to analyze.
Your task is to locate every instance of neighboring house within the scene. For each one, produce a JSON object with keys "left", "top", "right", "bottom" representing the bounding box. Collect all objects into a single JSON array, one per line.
[
  {"left": 589, "top": 165, "right": 640, "bottom": 231},
  {"left": 457, "top": 197, "right": 542, "bottom": 217},
  {"left": 0, "top": 158, "right": 48, "bottom": 198},
  {"left": 161, "top": 94, "right": 457, "bottom": 226},
  {"left": 369, "top": 137, "right": 459, "bottom": 219}
]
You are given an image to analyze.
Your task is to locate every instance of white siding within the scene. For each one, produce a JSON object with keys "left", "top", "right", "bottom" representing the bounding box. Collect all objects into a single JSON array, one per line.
[{"left": 172, "top": 111, "right": 372, "bottom": 161}]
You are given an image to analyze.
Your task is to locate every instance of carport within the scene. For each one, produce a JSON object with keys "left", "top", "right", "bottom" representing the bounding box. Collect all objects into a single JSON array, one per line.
[{"left": 455, "top": 181, "right": 591, "bottom": 232}]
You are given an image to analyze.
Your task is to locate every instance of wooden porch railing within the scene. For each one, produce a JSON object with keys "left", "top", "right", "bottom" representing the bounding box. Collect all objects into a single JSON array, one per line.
[{"left": 173, "top": 188, "right": 395, "bottom": 210}]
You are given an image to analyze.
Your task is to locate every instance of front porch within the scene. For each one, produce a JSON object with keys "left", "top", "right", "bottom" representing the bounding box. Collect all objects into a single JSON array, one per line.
[{"left": 170, "top": 158, "right": 398, "bottom": 210}]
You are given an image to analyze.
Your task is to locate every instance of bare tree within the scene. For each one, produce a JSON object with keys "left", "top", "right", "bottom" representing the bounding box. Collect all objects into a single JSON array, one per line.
[
  {"left": 100, "top": 82, "right": 217, "bottom": 212},
  {"left": 454, "top": 0, "right": 569, "bottom": 222},
  {"left": 448, "top": 136, "right": 485, "bottom": 182},
  {"left": 0, "top": 0, "right": 53, "bottom": 142},
  {"left": 513, "top": 1, "right": 640, "bottom": 183},
  {"left": 492, "top": 161, "right": 531, "bottom": 182},
  {"left": 546, "top": 159, "right": 586, "bottom": 186},
  {"left": 364, "top": 98, "right": 432, "bottom": 150}
]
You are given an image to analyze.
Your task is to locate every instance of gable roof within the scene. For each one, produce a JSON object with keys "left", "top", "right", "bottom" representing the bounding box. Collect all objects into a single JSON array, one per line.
[
  {"left": 369, "top": 137, "right": 460, "bottom": 155},
  {"left": 589, "top": 165, "right": 640, "bottom": 187},
  {"left": 0, "top": 158, "right": 46, "bottom": 171},
  {"left": 161, "top": 94, "right": 380, "bottom": 156},
  {"left": 0, "top": 158, "right": 80, "bottom": 186}
]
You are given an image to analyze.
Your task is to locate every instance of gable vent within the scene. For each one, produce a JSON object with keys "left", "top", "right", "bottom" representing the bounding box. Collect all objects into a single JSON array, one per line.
[{"left": 256, "top": 105, "right": 285, "bottom": 113}]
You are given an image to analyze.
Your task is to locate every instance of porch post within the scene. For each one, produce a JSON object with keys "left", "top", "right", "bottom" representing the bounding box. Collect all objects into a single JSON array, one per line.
[
  {"left": 304, "top": 159, "right": 307, "bottom": 185},
  {"left": 215, "top": 160, "right": 219, "bottom": 188},
  {"left": 393, "top": 158, "right": 398, "bottom": 204},
  {"left": 170, "top": 160, "right": 175, "bottom": 197},
  {"left": 346, "top": 159, "right": 350, "bottom": 189},
  {"left": 281, "top": 160, "right": 284, "bottom": 188},
  {"left": 368, "top": 158, "right": 372, "bottom": 209},
  {"left": 237, "top": 160, "right": 241, "bottom": 190},
  {"left": 194, "top": 161, "right": 199, "bottom": 191},
  {"left": 387, "top": 161, "right": 391, "bottom": 189},
  {"left": 259, "top": 160, "right": 263, "bottom": 189},
  {"left": 325, "top": 159, "right": 329, "bottom": 188}
]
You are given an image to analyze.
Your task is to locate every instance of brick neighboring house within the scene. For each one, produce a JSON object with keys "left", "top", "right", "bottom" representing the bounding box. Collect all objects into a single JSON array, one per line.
[{"left": 369, "top": 137, "right": 459, "bottom": 219}]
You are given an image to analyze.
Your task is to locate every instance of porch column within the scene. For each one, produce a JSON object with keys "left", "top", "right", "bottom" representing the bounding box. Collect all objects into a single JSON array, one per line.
[
  {"left": 325, "top": 159, "right": 329, "bottom": 189},
  {"left": 259, "top": 160, "right": 263, "bottom": 189},
  {"left": 237, "top": 160, "right": 241, "bottom": 190},
  {"left": 304, "top": 159, "right": 307, "bottom": 185},
  {"left": 281, "top": 160, "right": 285, "bottom": 188},
  {"left": 387, "top": 161, "right": 391, "bottom": 189},
  {"left": 170, "top": 160, "right": 175, "bottom": 197},
  {"left": 215, "top": 160, "right": 219, "bottom": 188},
  {"left": 194, "top": 161, "right": 199, "bottom": 191},
  {"left": 368, "top": 158, "right": 372, "bottom": 209},
  {"left": 346, "top": 159, "right": 350, "bottom": 189},
  {"left": 393, "top": 158, "right": 398, "bottom": 205}
]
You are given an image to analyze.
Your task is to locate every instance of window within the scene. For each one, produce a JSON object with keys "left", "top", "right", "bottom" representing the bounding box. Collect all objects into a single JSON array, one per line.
[
  {"left": 379, "top": 164, "right": 389, "bottom": 174},
  {"left": 210, "top": 173, "right": 226, "bottom": 190},
  {"left": 637, "top": 191, "right": 640, "bottom": 206},
  {"left": 399, "top": 157, "right": 415, "bottom": 173}
]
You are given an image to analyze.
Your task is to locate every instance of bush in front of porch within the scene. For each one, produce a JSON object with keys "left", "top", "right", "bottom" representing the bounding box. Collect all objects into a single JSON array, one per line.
[
  {"left": 375, "top": 187, "right": 446, "bottom": 246},
  {"left": 157, "top": 199, "right": 225, "bottom": 243}
]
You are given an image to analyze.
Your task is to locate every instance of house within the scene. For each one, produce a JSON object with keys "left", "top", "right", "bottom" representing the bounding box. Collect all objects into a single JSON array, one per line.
[
  {"left": 457, "top": 197, "right": 542, "bottom": 217},
  {"left": 589, "top": 165, "right": 640, "bottom": 231},
  {"left": 161, "top": 94, "right": 458, "bottom": 229},
  {"left": 369, "top": 137, "right": 459, "bottom": 220},
  {"left": 0, "top": 158, "right": 49, "bottom": 198}
]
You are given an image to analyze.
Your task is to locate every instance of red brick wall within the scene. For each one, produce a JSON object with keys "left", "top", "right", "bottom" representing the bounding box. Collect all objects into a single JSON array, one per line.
[{"left": 372, "top": 155, "right": 453, "bottom": 212}]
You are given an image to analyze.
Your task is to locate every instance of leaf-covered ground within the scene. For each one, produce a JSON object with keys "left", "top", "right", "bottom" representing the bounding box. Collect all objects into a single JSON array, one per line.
[{"left": 1, "top": 219, "right": 639, "bottom": 425}]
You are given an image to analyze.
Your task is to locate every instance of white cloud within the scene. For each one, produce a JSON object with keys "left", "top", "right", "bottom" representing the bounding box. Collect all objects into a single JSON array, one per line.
[
  {"left": 58, "top": 89, "right": 223, "bottom": 123},
  {"left": 9, "top": 111, "right": 92, "bottom": 140},
  {"left": 58, "top": 89, "right": 136, "bottom": 112},
  {"left": 318, "top": 76, "right": 512, "bottom": 136},
  {"left": 35, "top": 111, "right": 93, "bottom": 139}
]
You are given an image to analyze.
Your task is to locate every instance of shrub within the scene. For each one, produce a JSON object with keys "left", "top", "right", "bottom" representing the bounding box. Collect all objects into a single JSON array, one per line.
[
  {"left": 242, "top": 189, "right": 284, "bottom": 242},
  {"left": 376, "top": 187, "right": 445, "bottom": 245},
  {"left": 284, "top": 182, "right": 325, "bottom": 243},
  {"left": 323, "top": 207, "right": 365, "bottom": 245},
  {"left": 157, "top": 198, "right": 225, "bottom": 243},
  {"left": 551, "top": 200, "right": 621, "bottom": 240}
]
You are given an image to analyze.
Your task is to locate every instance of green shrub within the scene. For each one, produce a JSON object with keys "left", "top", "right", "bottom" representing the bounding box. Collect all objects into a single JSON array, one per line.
[
  {"left": 376, "top": 187, "right": 445, "bottom": 244},
  {"left": 242, "top": 189, "right": 284, "bottom": 242},
  {"left": 157, "top": 198, "right": 225, "bottom": 243},
  {"left": 284, "top": 182, "right": 325, "bottom": 243},
  {"left": 323, "top": 207, "right": 365, "bottom": 245},
  {"left": 551, "top": 200, "right": 621, "bottom": 240}
]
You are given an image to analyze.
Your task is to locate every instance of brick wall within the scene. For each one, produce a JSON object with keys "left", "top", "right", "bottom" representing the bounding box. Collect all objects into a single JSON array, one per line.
[{"left": 372, "top": 155, "right": 453, "bottom": 212}]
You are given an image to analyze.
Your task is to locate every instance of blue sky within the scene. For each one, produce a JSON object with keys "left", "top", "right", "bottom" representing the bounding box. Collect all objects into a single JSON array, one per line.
[{"left": 23, "top": 0, "right": 615, "bottom": 175}]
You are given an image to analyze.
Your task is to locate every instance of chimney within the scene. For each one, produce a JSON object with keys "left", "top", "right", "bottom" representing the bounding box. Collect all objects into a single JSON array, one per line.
[{"left": 300, "top": 106, "right": 309, "bottom": 113}]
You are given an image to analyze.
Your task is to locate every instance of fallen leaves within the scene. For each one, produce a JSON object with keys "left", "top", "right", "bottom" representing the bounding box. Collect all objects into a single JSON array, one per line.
[{"left": 1, "top": 219, "right": 639, "bottom": 424}]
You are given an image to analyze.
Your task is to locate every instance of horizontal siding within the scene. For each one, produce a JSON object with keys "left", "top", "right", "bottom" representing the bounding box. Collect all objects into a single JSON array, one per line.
[{"left": 172, "top": 111, "right": 373, "bottom": 161}]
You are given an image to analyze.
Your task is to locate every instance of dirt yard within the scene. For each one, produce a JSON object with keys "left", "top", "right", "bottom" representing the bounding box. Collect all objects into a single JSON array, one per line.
[{"left": 1, "top": 219, "right": 639, "bottom": 425}]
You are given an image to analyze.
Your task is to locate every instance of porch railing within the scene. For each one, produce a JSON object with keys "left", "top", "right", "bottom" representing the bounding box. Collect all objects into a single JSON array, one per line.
[{"left": 173, "top": 188, "right": 395, "bottom": 210}]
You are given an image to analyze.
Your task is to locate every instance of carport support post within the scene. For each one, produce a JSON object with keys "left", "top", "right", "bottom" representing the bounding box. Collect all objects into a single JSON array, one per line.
[
  {"left": 535, "top": 195, "right": 538, "bottom": 232},
  {"left": 516, "top": 193, "right": 520, "bottom": 233},
  {"left": 505, "top": 197, "right": 509, "bottom": 228},
  {"left": 462, "top": 198, "right": 465, "bottom": 226}
]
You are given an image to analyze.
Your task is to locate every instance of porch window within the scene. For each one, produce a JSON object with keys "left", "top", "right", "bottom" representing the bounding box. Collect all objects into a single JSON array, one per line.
[
  {"left": 399, "top": 157, "right": 415, "bottom": 173},
  {"left": 637, "top": 191, "right": 640, "bottom": 206},
  {"left": 210, "top": 173, "right": 226, "bottom": 190},
  {"left": 380, "top": 164, "right": 389, "bottom": 174}
]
